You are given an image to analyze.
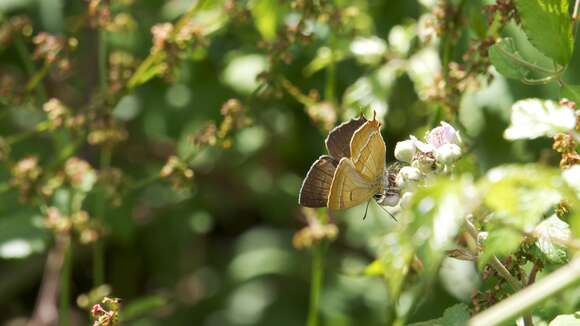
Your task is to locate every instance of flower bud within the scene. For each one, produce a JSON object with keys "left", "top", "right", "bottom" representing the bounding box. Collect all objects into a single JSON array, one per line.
[
  {"left": 434, "top": 143, "right": 462, "bottom": 164},
  {"left": 400, "top": 191, "right": 414, "bottom": 208},
  {"left": 394, "top": 139, "right": 416, "bottom": 163}
]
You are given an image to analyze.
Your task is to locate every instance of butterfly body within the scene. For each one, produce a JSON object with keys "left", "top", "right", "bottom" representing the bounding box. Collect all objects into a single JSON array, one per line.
[{"left": 299, "top": 113, "right": 400, "bottom": 210}]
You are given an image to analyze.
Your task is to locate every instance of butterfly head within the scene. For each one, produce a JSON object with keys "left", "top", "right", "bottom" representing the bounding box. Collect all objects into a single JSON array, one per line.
[{"left": 373, "top": 163, "right": 401, "bottom": 207}]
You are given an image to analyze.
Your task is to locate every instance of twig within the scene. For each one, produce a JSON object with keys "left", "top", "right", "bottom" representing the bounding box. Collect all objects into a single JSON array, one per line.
[
  {"left": 29, "top": 235, "right": 69, "bottom": 326},
  {"left": 469, "top": 257, "right": 580, "bottom": 326}
]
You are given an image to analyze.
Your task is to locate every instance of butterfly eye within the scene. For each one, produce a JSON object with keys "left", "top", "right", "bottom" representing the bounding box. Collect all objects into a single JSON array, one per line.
[{"left": 373, "top": 193, "right": 384, "bottom": 201}]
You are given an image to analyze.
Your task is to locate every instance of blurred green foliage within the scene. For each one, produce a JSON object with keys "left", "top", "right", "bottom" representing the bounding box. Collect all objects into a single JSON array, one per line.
[{"left": 0, "top": 0, "right": 579, "bottom": 325}]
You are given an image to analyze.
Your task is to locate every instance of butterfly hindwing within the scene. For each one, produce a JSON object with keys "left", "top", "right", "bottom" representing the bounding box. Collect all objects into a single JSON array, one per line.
[
  {"left": 349, "top": 118, "right": 386, "bottom": 182},
  {"left": 298, "top": 155, "right": 338, "bottom": 207},
  {"left": 327, "top": 157, "right": 377, "bottom": 210},
  {"left": 325, "top": 115, "right": 367, "bottom": 159}
]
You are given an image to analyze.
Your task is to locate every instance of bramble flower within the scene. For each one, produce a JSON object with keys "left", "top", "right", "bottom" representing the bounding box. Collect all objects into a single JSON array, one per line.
[{"left": 504, "top": 99, "right": 576, "bottom": 140}]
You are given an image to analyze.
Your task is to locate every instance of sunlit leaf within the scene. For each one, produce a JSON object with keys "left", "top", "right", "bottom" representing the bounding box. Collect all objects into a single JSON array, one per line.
[
  {"left": 408, "top": 303, "right": 470, "bottom": 326},
  {"left": 515, "top": 0, "right": 573, "bottom": 65},
  {"left": 489, "top": 38, "right": 555, "bottom": 81},
  {"left": 249, "top": 0, "right": 279, "bottom": 41}
]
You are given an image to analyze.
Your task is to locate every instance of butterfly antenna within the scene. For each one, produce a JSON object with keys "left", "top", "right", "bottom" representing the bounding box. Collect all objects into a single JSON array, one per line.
[
  {"left": 377, "top": 204, "right": 398, "bottom": 223},
  {"left": 362, "top": 200, "right": 371, "bottom": 220}
]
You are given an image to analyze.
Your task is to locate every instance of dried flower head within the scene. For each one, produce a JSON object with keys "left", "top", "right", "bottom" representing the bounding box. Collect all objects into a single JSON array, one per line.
[{"left": 293, "top": 208, "right": 338, "bottom": 249}]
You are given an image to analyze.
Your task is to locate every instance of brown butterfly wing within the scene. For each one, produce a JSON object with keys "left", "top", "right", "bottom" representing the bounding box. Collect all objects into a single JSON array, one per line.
[
  {"left": 298, "top": 155, "right": 338, "bottom": 207},
  {"left": 325, "top": 115, "right": 367, "bottom": 159},
  {"left": 327, "top": 157, "right": 378, "bottom": 209},
  {"left": 349, "top": 118, "right": 386, "bottom": 182}
]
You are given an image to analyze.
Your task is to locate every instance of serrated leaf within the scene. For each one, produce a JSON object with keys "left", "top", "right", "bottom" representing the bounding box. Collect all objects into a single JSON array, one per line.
[
  {"left": 489, "top": 38, "right": 555, "bottom": 80},
  {"left": 561, "top": 84, "right": 580, "bottom": 104},
  {"left": 534, "top": 214, "right": 570, "bottom": 264},
  {"left": 408, "top": 304, "right": 470, "bottom": 326},
  {"left": 515, "top": 0, "right": 573, "bottom": 65}
]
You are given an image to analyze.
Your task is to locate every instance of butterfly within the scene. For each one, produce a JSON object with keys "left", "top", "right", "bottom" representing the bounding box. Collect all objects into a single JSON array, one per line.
[{"left": 298, "top": 112, "right": 400, "bottom": 210}]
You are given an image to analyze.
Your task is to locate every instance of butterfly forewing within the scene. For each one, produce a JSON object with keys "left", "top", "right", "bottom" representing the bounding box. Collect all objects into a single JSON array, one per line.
[
  {"left": 298, "top": 155, "right": 338, "bottom": 207},
  {"left": 325, "top": 116, "right": 367, "bottom": 159},
  {"left": 349, "top": 119, "right": 386, "bottom": 182},
  {"left": 327, "top": 157, "right": 377, "bottom": 209}
]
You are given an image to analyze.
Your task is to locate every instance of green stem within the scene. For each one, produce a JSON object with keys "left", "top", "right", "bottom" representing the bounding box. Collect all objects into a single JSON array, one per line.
[
  {"left": 94, "top": 147, "right": 111, "bottom": 286},
  {"left": 14, "top": 36, "right": 48, "bottom": 103},
  {"left": 469, "top": 257, "right": 580, "bottom": 326},
  {"left": 99, "top": 28, "right": 108, "bottom": 99},
  {"left": 324, "top": 37, "right": 336, "bottom": 106},
  {"left": 307, "top": 245, "right": 325, "bottom": 326},
  {"left": 59, "top": 236, "right": 72, "bottom": 326},
  {"left": 6, "top": 121, "right": 50, "bottom": 145}
]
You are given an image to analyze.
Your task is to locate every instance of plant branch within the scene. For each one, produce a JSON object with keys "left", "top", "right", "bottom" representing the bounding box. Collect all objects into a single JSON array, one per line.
[{"left": 469, "top": 257, "right": 580, "bottom": 326}]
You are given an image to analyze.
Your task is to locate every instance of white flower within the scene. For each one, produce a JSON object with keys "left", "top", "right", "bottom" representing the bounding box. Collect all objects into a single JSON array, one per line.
[
  {"left": 394, "top": 139, "right": 416, "bottom": 163},
  {"left": 434, "top": 144, "right": 462, "bottom": 165},
  {"left": 400, "top": 166, "right": 422, "bottom": 181},
  {"left": 504, "top": 99, "right": 576, "bottom": 140},
  {"left": 388, "top": 25, "right": 414, "bottom": 55},
  {"left": 408, "top": 47, "right": 441, "bottom": 100},
  {"left": 411, "top": 135, "right": 434, "bottom": 153},
  {"left": 350, "top": 36, "right": 387, "bottom": 64},
  {"left": 427, "top": 121, "right": 462, "bottom": 147},
  {"left": 563, "top": 165, "right": 580, "bottom": 198},
  {"left": 399, "top": 192, "right": 414, "bottom": 208},
  {"left": 534, "top": 214, "right": 571, "bottom": 263}
]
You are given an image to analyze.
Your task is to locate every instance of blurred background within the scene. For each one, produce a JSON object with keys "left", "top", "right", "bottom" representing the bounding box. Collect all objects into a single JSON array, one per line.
[{"left": 0, "top": 0, "right": 575, "bottom": 325}]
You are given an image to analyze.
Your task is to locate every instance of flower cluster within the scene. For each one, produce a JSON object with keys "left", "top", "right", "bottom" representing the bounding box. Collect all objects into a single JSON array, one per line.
[
  {"left": 190, "top": 98, "right": 252, "bottom": 149},
  {"left": 0, "top": 16, "right": 33, "bottom": 46},
  {"left": 160, "top": 155, "right": 194, "bottom": 192},
  {"left": 10, "top": 156, "right": 42, "bottom": 201},
  {"left": 43, "top": 98, "right": 85, "bottom": 131},
  {"left": 91, "top": 296, "right": 121, "bottom": 326},
  {"left": 32, "top": 32, "right": 77, "bottom": 75},
  {"left": 293, "top": 208, "right": 338, "bottom": 250},
  {"left": 44, "top": 207, "right": 100, "bottom": 244},
  {"left": 394, "top": 121, "right": 463, "bottom": 206}
]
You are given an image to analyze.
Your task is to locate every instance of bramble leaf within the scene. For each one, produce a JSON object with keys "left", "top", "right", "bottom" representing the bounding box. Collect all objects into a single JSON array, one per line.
[
  {"left": 515, "top": 0, "right": 573, "bottom": 65},
  {"left": 408, "top": 304, "right": 470, "bottom": 326}
]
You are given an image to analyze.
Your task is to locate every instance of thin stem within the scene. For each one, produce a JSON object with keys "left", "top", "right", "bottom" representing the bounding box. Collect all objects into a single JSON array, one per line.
[
  {"left": 94, "top": 147, "right": 111, "bottom": 286},
  {"left": 99, "top": 28, "right": 108, "bottom": 100},
  {"left": 14, "top": 35, "right": 48, "bottom": 103},
  {"left": 307, "top": 245, "right": 325, "bottom": 326},
  {"left": 324, "top": 36, "right": 336, "bottom": 105},
  {"left": 464, "top": 217, "right": 523, "bottom": 291},
  {"left": 6, "top": 121, "right": 50, "bottom": 145},
  {"left": 469, "top": 257, "right": 580, "bottom": 326},
  {"left": 59, "top": 236, "right": 72, "bottom": 326}
]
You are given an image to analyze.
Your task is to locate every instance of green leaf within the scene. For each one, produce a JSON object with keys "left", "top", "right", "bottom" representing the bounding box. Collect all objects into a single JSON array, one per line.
[
  {"left": 489, "top": 38, "right": 553, "bottom": 80},
  {"left": 549, "top": 312, "right": 580, "bottom": 326},
  {"left": 408, "top": 304, "right": 470, "bottom": 326},
  {"left": 561, "top": 84, "right": 580, "bottom": 104},
  {"left": 250, "top": 0, "right": 279, "bottom": 41},
  {"left": 480, "top": 228, "right": 523, "bottom": 267},
  {"left": 481, "top": 165, "right": 564, "bottom": 230},
  {"left": 121, "top": 295, "right": 167, "bottom": 321},
  {"left": 515, "top": 0, "right": 573, "bottom": 65}
]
